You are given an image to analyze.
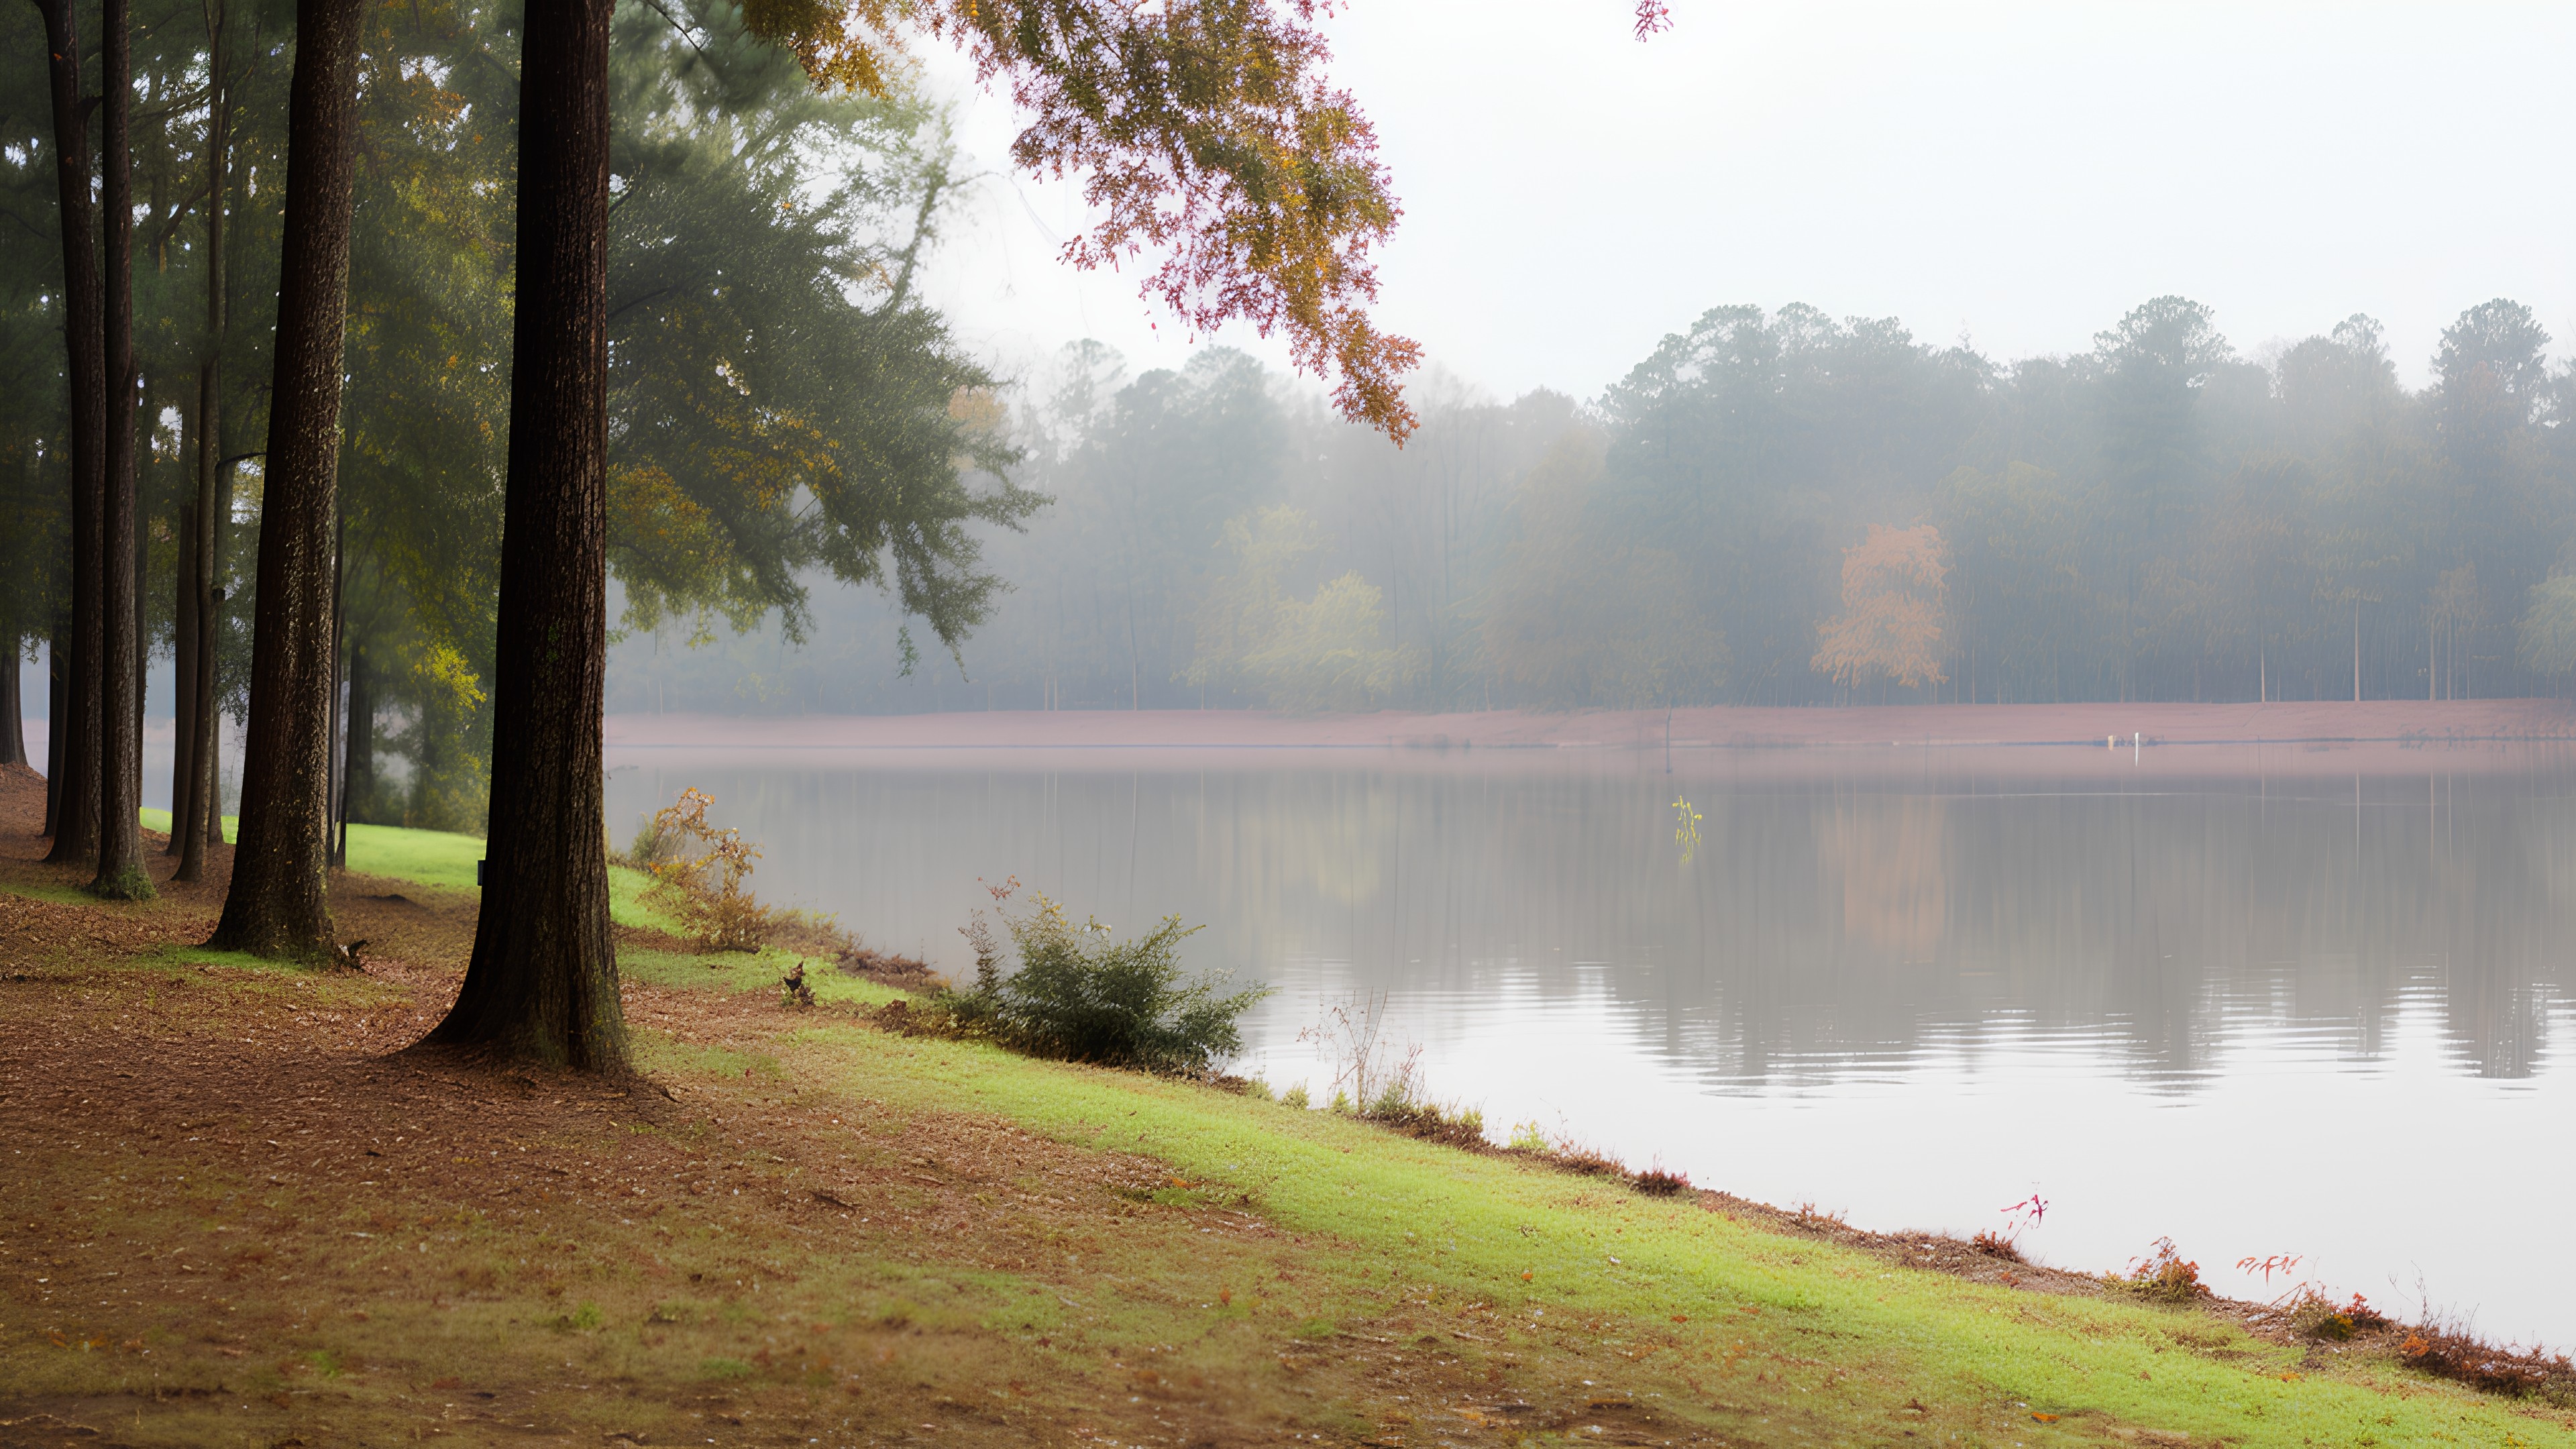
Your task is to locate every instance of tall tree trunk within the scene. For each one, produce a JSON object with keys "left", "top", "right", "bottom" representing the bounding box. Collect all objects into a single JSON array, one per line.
[
  {"left": 186, "top": 0, "right": 230, "bottom": 878},
  {"left": 341, "top": 641, "right": 370, "bottom": 837},
  {"left": 37, "top": 0, "right": 105, "bottom": 868},
  {"left": 44, "top": 641, "right": 66, "bottom": 830},
  {"left": 93, "top": 0, "right": 150, "bottom": 900},
  {"left": 1, "top": 639, "right": 22, "bottom": 767},
  {"left": 170, "top": 494, "right": 197, "bottom": 853},
  {"left": 323, "top": 504, "right": 344, "bottom": 867},
  {"left": 199, "top": 578, "right": 225, "bottom": 849},
  {"left": 425, "top": 0, "right": 625, "bottom": 1069},
  {"left": 207, "top": 0, "right": 366, "bottom": 957}
]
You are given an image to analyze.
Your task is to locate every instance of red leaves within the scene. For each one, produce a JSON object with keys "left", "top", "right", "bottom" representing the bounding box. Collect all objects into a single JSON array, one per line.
[
  {"left": 1633, "top": 0, "right": 1672, "bottom": 41},
  {"left": 2235, "top": 1252, "right": 2302, "bottom": 1285}
]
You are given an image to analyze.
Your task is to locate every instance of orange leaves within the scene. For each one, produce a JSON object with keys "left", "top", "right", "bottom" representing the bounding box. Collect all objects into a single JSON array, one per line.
[
  {"left": 743, "top": 0, "right": 1420, "bottom": 439},
  {"left": 2111, "top": 1236, "right": 2210, "bottom": 1303},
  {"left": 1811, "top": 523, "right": 1950, "bottom": 692}
]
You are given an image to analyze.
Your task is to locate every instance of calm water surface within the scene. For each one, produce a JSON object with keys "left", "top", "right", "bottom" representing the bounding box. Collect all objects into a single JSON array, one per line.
[{"left": 606, "top": 744, "right": 2576, "bottom": 1344}]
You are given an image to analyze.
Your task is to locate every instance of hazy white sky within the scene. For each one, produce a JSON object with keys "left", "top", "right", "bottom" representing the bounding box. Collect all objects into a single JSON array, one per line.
[{"left": 913, "top": 1, "right": 2576, "bottom": 405}]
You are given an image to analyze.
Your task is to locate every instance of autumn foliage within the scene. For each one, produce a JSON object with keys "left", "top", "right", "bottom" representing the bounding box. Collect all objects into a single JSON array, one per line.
[
  {"left": 2397, "top": 1324, "right": 2576, "bottom": 1399},
  {"left": 1812, "top": 523, "right": 1950, "bottom": 693},
  {"left": 642, "top": 788, "right": 777, "bottom": 952},
  {"left": 739, "top": 0, "right": 1421, "bottom": 439},
  {"left": 2109, "top": 1236, "right": 2210, "bottom": 1303}
]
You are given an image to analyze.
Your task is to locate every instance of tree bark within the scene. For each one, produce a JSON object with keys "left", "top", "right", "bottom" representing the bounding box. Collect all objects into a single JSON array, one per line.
[
  {"left": 36, "top": 0, "right": 105, "bottom": 868},
  {"left": 342, "top": 641, "right": 370, "bottom": 831},
  {"left": 44, "top": 641, "right": 66, "bottom": 830},
  {"left": 323, "top": 504, "right": 345, "bottom": 867},
  {"left": 207, "top": 0, "right": 366, "bottom": 956},
  {"left": 425, "top": 0, "right": 625, "bottom": 1070},
  {"left": 170, "top": 494, "right": 197, "bottom": 853},
  {"left": 92, "top": 0, "right": 150, "bottom": 900},
  {"left": 0, "top": 640, "right": 22, "bottom": 768},
  {"left": 189, "top": 0, "right": 231, "bottom": 873},
  {"left": 199, "top": 578, "right": 225, "bottom": 850}
]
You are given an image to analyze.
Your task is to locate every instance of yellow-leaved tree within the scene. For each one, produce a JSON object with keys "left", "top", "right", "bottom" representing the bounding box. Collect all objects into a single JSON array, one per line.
[{"left": 1812, "top": 524, "right": 1950, "bottom": 698}]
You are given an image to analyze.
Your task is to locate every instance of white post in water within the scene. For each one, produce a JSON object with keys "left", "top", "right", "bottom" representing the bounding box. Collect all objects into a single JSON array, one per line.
[{"left": 2133, "top": 731, "right": 2141, "bottom": 764}]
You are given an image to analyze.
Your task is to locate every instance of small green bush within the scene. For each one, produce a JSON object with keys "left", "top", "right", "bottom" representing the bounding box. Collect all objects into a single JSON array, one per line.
[
  {"left": 1281, "top": 1083, "right": 1311, "bottom": 1110},
  {"left": 943, "top": 890, "right": 1271, "bottom": 1074}
]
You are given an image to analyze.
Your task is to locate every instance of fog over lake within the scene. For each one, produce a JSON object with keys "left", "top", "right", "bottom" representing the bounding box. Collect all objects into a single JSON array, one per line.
[{"left": 606, "top": 740, "right": 2576, "bottom": 1346}]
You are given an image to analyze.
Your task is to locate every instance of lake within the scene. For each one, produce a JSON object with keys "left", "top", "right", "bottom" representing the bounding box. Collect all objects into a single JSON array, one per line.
[{"left": 609, "top": 739, "right": 2576, "bottom": 1344}]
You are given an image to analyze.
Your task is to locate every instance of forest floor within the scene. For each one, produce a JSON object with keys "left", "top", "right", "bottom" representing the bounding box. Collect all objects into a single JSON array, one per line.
[{"left": 1, "top": 761, "right": 2572, "bottom": 1448}]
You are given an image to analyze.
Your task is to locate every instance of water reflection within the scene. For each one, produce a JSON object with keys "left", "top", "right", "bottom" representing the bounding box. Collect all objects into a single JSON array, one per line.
[
  {"left": 604, "top": 748, "right": 2576, "bottom": 1338},
  {"left": 617, "top": 761, "right": 2572, "bottom": 1085}
]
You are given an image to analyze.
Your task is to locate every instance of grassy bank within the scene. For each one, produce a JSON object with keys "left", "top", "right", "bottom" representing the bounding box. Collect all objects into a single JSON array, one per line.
[
  {"left": 3, "top": 806, "right": 2569, "bottom": 1446},
  {"left": 140, "top": 808, "right": 486, "bottom": 892}
]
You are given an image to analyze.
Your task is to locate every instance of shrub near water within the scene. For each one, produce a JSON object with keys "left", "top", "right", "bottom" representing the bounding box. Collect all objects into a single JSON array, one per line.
[
  {"left": 2398, "top": 1324, "right": 2576, "bottom": 1401},
  {"left": 636, "top": 788, "right": 778, "bottom": 952},
  {"left": 2286, "top": 1287, "right": 2390, "bottom": 1342},
  {"left": 2111, "top": 1237, "right": 2210, "bottom": 1303},
  {"left": 944, "top": 885, "right": 1271, "bottom": 1073}
]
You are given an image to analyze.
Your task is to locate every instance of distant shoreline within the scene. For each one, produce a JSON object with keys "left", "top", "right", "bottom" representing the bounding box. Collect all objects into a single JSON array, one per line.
[{"left": 603, "top": 699, "right": 2576, "bottom": 780}]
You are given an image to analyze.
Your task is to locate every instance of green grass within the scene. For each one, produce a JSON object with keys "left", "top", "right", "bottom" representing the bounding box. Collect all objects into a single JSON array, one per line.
[
  {"left": 735, "top": 1022, "right": 2568, "bottom": 1447},
  {"left": 607, "top": 859, "right": 686, "bottom": 934},
  {"left": 619, "top": 941, "right": 900, "bottom": 1008},
  {"left": 136, "top": 809, "right": 482, "bottom": 890},
  {"left": 342, "top": 821, "right": 485, "bottom": 889},
  {"left": 138, "top": 806, "right": 236, "bottom": 843}
]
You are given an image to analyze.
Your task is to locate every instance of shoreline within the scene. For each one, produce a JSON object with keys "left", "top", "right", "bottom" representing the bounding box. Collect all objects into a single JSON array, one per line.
[
  {"left": 607, "top": 699, "right": 2576, "bottom": 750},
  {"left": 604, "top": 699, "right": 2576, "bottom": 780}
]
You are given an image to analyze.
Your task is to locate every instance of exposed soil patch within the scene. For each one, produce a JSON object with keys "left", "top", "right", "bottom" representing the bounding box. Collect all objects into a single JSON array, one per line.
[
  {"left": 830, "top": 943, "right": 942, "bottom": 991},
  {"left": 1694, "top": 1195, "right": 2106, "bottom": 1297}
]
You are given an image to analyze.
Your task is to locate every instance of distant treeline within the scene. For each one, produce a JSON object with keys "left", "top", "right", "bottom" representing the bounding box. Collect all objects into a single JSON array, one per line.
[{"left": 616, "top": 294, "right": 2576, "bottom": 714}]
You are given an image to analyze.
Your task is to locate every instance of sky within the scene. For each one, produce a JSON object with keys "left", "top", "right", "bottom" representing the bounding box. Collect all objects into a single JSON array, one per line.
[{"left": 909, "top": 0, "right": 2576, "bottom": 407}]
